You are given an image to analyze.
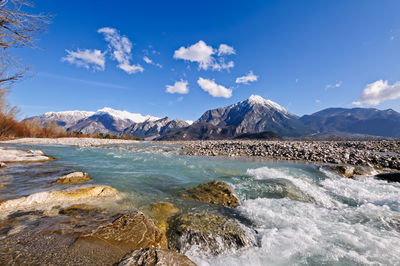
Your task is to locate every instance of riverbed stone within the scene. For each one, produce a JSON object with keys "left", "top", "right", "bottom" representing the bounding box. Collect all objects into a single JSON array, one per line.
[
  {"left": 167, "top": 212, "right": 256, "bottom": 256},
  {"left": 0, "top": 185, "right": 122, "bottom": 216},
  {"left": 0, "top": 162, "right": 6, "bottom": 168},
  {"left": 329, "top": 165, "right": 355, "bottom": 178},
  {"left": 73, "top": 211, "right": 168, "bottom": 262},
  {"left": 55, "top": 172, "right": 91, "bottom": 184},
  {"left": 118, "top": 248, "right": 196, "bottom": 266},
  {"left": 148, "top": 202, "right": 179, "bottom": 234},
  {"left": 180, "top": 180, "right": 240, "bottom": 207}
]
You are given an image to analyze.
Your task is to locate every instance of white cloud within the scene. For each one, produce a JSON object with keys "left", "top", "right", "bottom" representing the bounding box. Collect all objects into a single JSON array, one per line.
[
  {"left": 173, "top": 40, "right": 235, "bottom": 71},
  {"left": 61, "top": 49, "right": 106, "bottom": 71},
  {"left": 197, "top": 77, "right": 232, "bottom": 98},
  {"left": 352, "top": 80, "right": 400, "bottom": 106},
  {"left": 173, "top": 40, "right": 215, "bottom": 70},
  {"left": 143, "top": 56, "right": 162, "bottom": 68},
  {"left": 315, "top": 99, "right": 321, "bottom": 103},
  {"left": 166, "top": 80, "right": 189, "bottom": 94},
  {"left": 235, "top": 70, "right": 258, "bottom": 84},
  {"left": 325, "top": 81, "right": 342, "bottom": 90},
  {"left": 98, "top": 27, "right": 143, "bottom": 74},
  {"left": 218, "top": 44, "right": 235, "bottom": 56}
]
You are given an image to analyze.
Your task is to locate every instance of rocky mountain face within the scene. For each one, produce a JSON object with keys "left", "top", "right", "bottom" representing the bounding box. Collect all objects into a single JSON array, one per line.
[
  {"left": 196, "top": 95, "right": 311, "bottom": 137},
  {"left": 28, "top": 111, "right": 95, "bottom": 128},
  {"left": 300, "top": 108, "right": 400, "bottom": 138},
  {"left": 123, "top": 117, "right": 190, "bottom": 139},
  {"left": 27, "top": 108, "right": 188, "bottom": 138},
  {"left": 28, "top": 96, "right": 400, "bottom": 140}
]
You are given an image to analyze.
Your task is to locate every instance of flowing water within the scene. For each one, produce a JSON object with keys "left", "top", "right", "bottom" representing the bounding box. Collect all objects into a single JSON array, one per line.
[{"left": 1, "top": 142, "right": 399, "bottom": 265}]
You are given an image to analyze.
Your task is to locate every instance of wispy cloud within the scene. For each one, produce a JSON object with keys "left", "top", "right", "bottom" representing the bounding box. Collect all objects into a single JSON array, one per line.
[
  {"left": 197, "top": 77, "right": 232, "bottom": 98},
  {"left": 236, "top": 70, "right": 258, "bottom": 84},
  {"left": 166, "top": 79, "right": 189, "bottom": 94},
  {"left": 61, "top": 49, "right": 106, "bottom": 71},
  {"left": 143, "top": 56, "right": 162, "bottom": 68},
  {"left": 218, "top": 44, "right": 236, "bottom": 56},
  {"left": 98, "top": 27, "right": 143, "bottom": 74},
  {"left": 353, "top": 80, "right": 400, "bottom": 106},
  {"left": 325, "top": 81, "right": 342, "bottom": 90},
  {"left": 173, "top": 40, "right": 235, "bottom": 71},
  {"left": 39, "top": 72, "right": 129, "bottom": 90}
]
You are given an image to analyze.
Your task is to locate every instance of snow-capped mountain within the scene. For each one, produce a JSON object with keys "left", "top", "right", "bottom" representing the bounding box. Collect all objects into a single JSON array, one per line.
[
  {"left": 123, "top": 117, "right": 190, "bottom": 139},
  {"left": 95, "top": 107, "right": 159, "bottom": 123},
  {"left": 196, "top": 95, "right": 311, "bottom": 137},
  {"left": 27, "top": 107, "right": 161, "bottom": 135},
  {"left": 28, "top": 110, "right": 95, "bottom": 128}
]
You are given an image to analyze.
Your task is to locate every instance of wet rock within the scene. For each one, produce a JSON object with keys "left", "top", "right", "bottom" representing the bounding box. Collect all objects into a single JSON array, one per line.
[
  {"left": 353, "top": 166, "right": 375, "bottom": 176},
  {"left": 0, "top": 185, "right": 122, "bottom": 216},
  {"left": 118, "top": 248, "right": 196, "bottom": 266},
  {"left": 167, "top": 212, "right": 256, "bottom": 256},
  {"left": 0, "top": 162, "right": 6, "bottom": 168},
  {"left": 375, "top": 172, "right": 400, "bottom": 183},
  {"left": 329, "top": 165, "right": 355, "bottom": 178},
  {"left": 54, "top": 171, "right": 91, "bottom": 184},
  {"left": 147, "top": 202, "right": 179, "bottom": 234},
  {"left": 180, "top": 180, "right": 240, "bottom": 207},
  {"left": 27, "top": 150, "right": 45, "bottom": 156},
  {"left": 73, "top": 212, "right": 168, "bottom": 262},
  {"left": 58, "top": 204, "right": 103, "bottom": 217},
  {"left": 0, "top": 184, "right": 5, "bottom": 189}
]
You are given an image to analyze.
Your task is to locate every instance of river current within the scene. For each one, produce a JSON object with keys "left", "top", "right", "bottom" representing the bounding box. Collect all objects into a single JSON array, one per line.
[{"left": 1, "top": 142, "right": 399, "bottom": 265}]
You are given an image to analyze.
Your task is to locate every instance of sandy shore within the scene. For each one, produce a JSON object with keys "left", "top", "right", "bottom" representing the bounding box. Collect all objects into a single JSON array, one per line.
[{"left": 0, "top": 137, "right": 138, "bottom": 147}]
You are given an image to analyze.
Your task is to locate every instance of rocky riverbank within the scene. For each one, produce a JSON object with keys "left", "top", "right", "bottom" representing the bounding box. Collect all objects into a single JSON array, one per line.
[
  {"left": 182, "top": 140, "right": 400, "bottom": 170},
  {"left": 0, "top": 137, "right": 138, "bottom": 147}
]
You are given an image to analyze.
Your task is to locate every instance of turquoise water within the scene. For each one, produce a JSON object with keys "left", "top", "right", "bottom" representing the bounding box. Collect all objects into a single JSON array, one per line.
[{"left": 1, "top": 142, "right": 400, "bottom": 265}]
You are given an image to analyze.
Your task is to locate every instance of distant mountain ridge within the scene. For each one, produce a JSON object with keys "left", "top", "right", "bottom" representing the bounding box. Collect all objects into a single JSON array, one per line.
[
  {"left": 300, "top": 107, "right": 400, "bottom": 138},
  {"left": 28, "top": 96, "right": 400, "bottom": 139}
]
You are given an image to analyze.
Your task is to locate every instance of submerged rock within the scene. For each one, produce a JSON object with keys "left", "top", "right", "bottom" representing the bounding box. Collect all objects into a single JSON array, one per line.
[
  {"left": 147, "top": 202, "right": 179, "bottom": 234},
  {"left": 167, "top": 212, "right": 256, "bottom": 256},
  {"left": 27, "top": 150, "right": 45, "bottom": 156},
  {"left": 180, "top": 180, "right": 240, "bottom": 207},
  {"left": 329, "top": 165, "right": 355, "bottom": 178},
  {"left": 73, "top": 212, "right": 168, "bottom": 262},
  {"left": 375, "top": 172, "right": 400, "bottom": 183},
  {"left": 118, "top": 248, "right": 196, "bottom": 266},
  {"left": 55, "top": 171, "right": 91, "bottom": 184},
  {"left": 0, "top": 185, "right": 122, "bottom": 216}
]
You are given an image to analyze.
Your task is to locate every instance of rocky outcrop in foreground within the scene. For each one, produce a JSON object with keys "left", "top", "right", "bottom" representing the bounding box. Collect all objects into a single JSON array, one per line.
[
  {"left": 183, "top": 140, "right": 400, "bottom": 170},
  {"left": 119, "top": 248, "right": 196, "bottom": 266},
  {"left": 180, "top": 180, "right": 240, "bottom": 207},
  {"left": 167, "top": 212, "right": 256, "bottom": 256}
]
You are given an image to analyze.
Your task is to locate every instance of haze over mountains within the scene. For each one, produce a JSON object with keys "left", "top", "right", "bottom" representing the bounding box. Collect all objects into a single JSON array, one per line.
[{"left": 28, "top": 95, "right": 400, "bottom": 139}]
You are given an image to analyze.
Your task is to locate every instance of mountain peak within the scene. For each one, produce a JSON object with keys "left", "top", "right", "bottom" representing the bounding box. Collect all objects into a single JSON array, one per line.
[
  {"left": 247, "top": 95, "right": 288, "bottom": 114},
  {"left": 95, "top": 107, "right": 159, "bottom": 123}
]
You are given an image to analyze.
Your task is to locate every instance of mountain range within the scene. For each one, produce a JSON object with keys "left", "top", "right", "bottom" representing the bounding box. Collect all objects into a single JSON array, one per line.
[{"left": 27, "top": 95, "right": 400, "bottom": 139}]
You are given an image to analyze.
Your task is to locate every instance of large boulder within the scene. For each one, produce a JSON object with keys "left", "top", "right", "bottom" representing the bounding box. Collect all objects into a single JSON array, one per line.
[
  {"left": 118, "top": 248, "right": 196, "bottom": 266},
  {"left": 180, "top": 180, "right": 240, "bottom": 207},
  {"left": 0, "top": 185, "right": 122, "bottom": 216},
  {"left": 167, "top": 212, "right": 256, "bottom": 256},
  {"left": 72, "top": 212, "right": 168, "bottom": 263},
  {"left": 55, "top": 172, "right": 91, "bottom": 184}
]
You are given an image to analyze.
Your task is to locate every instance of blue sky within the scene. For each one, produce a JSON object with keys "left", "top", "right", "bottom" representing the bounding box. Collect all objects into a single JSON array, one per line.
[{"left": 8, "top": 0, "right": 400, "bottom": 121}]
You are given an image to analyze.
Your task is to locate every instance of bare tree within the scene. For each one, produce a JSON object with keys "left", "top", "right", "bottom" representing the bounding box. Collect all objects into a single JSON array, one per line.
[{"left": 0, "top": 0, "right": 49, "bottom": 86}]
